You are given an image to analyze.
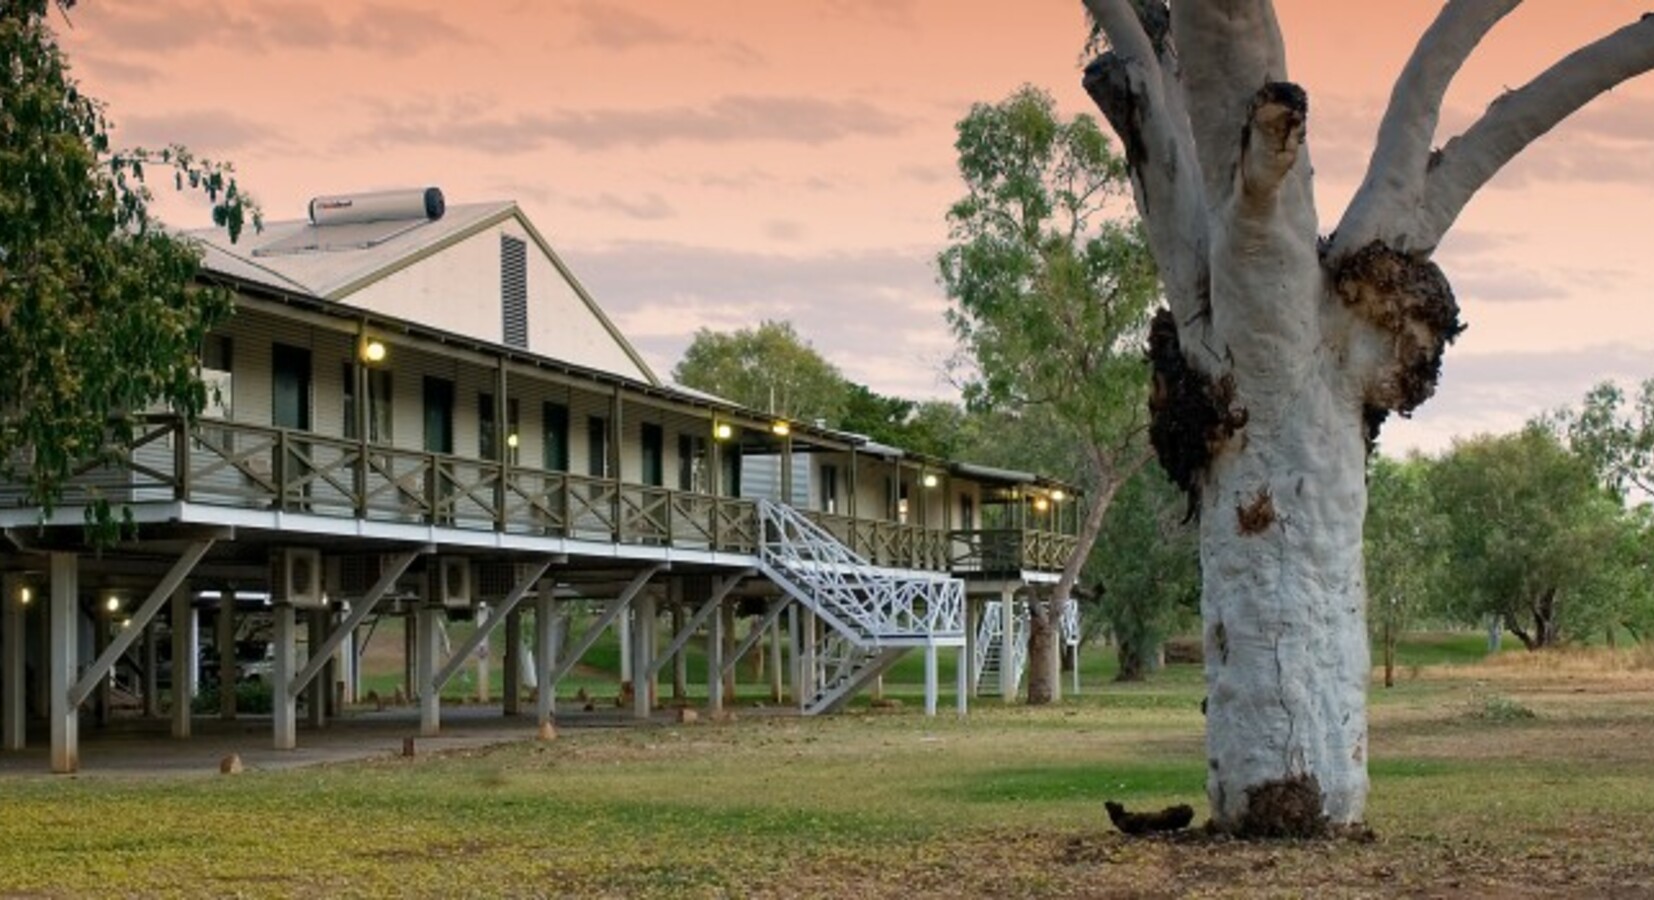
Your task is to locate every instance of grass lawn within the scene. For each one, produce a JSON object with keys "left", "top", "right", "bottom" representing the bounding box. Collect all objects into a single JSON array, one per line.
[{"left": 4, "top": 637, "right": 1654, "bottom": 897}]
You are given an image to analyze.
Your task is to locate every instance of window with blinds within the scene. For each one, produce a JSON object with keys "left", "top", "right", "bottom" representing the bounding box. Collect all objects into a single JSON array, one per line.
[{"left": 501, "top": 235, "right": 528, "bottom": 349}]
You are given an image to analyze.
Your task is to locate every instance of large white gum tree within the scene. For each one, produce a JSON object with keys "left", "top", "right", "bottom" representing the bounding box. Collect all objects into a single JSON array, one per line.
[{"left": 1078, "top": 0, "right": 1654, "bottom": 835}]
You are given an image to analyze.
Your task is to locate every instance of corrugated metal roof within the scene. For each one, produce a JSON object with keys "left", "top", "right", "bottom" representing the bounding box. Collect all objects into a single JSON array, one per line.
[{"left": 186, "top": 201, "right": 515, "bottom": 300}]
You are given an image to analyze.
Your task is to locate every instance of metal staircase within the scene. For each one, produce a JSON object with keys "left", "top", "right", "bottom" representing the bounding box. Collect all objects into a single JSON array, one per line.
[
  {"left": 756, "top": 500, "right": 965, "bottom": 714},
  {"left": 974, "top": 596, "right": 1080, "bottom": 695}
]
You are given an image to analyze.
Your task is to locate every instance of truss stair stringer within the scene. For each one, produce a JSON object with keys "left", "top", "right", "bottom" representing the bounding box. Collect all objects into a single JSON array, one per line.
[
  {"left": 974, "top": 597, "right": 1079, "bottom": 695},
  {"left": 756, "top": 500, "right": 965, "bottom": 714}
]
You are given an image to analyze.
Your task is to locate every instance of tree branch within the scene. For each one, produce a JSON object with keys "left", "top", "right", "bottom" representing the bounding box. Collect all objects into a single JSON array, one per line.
[
  {"left": 1081, "top": 0, "right": 1213, "bottom": 356},
  {"left": 1331, "top": 0, "right": 1522, "bottom": 259},
  {"left": 1415, "top": 14, "right": 1654, "bottom": 249},
  {"left": 1169, "top": 1, "right": 1291, "bottom": 205},
  {"left": 1239, "top": 83, "right": 1308, "bottom": 201}
]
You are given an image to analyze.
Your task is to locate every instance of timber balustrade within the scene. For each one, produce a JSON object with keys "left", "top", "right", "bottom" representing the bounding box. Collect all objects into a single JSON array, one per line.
[{"left": 0, "top": 416, "right": 1067, "bottom": 573}]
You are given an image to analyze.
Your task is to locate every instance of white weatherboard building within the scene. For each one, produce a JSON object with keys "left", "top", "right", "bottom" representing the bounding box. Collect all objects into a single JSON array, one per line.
[{"left": 0, "top": 188, "right": 1080, "bottom": 773}]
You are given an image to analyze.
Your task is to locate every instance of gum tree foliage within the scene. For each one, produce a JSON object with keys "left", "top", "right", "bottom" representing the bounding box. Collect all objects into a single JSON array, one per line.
[
  {"left": 938, "top": 84, "right": 1160, "bottom": 705},
  {"left": 673, "top": 320, "right": 848, "bottom": 423},
  {"left": 1088, "top": 465, "right": 1200, "bottom": 681},
  {"left": 1552, "top": 378, "right": 1654, "bottom": 503},
  {"left": 1, "top": 0, "right": 258, "bottom": 537},
  {"left": 1363, "top": 455, "right": 1448, "bottom": 687},
  {"left": 1428, "top": 426, "right": 1644, "bottom": 650},
  {"left": 1080, "top": 0, "right": 1654, "bottom": 833}
]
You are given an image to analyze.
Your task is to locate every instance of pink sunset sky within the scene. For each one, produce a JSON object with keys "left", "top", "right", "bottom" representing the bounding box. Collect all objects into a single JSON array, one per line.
[{"left": 55, "top": 1, "right": 1654, "bottom": 455}]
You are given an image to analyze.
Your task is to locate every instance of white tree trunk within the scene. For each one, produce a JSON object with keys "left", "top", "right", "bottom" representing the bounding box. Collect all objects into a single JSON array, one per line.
[
  {"left": 1200, "top": 357, "right": 1370, "bottom": 827},
  {"left": 1084, "top": 0, "right": 1654, "bottom": 835}
]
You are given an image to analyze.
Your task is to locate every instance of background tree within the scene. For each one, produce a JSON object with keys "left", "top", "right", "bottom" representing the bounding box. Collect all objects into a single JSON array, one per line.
[
  {"left": 1552, "top": 378, "right": 1654, "bottom": 503},
  {"left": 672, "top": 320, "right": 847, "bottom": 423},
  {"left": 1080, "top": 1, "right": 1654, "bottom": 832},
  {"left": 1364, "top": 455, "right": 1448, "bottom": 687},
  {"left": 938, "top": 84, "right": 1160, "bottom": 705},
  {"left": 1428, "top": 426, "right": 1637, "bottom": 650},
  {"left": 1089, "top": 466, "right": 1200, "bottom": 681},
  {"left": 1, "top": 0, "right": 258, "bottom": 538}
]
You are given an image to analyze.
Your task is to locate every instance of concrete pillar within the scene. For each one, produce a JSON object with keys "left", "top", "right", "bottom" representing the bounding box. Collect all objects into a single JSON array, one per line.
[
  {"left": 632, "top": 590, "right": 654, "bottom": 720},
  {"left": 503, "top": 607, "right": 522, "bottom": 716},
  {"left": 617, "top": 612, "right": 632, "bottom": 684},
  {"left": 218, "top": 590, "right": 236, "bottom": 720},
  {"left": 3, "top": 574, "right": 27, "bottom": 751},
  {"left": 170, "top": 582, "right": 192, "bottom": 739},
  {"left": 924, "top": 643, "right": 938, "bottom": 717},
  {"left": 956, "top": 646, "right": 969, "bottom": 717},
  {"left": 49, "top": 553, "right": 79, "bottom": 774},
  {"left": 1071, "top": 643, "right": 1081, "bottom": 697},
  {"left": 272, "top": 603, "right": 296, "bottom": 750},
  {"left": 418, "top": 604, "right": 442, "bottom": 736},
  {"left": 534, "top": 597, "right": 558, "bottom": 726},
  {"left": 141, "top": 619, "right": 159, "bottom": 718},
  {"left": 768, "top": 618, "right": 784, "bottom": 704},
  {"left": 706, "top": 599, "right": 724, "bottom": 715},
  {"left": 999, "top": 589, "right": 1017, "bottom": 704}
]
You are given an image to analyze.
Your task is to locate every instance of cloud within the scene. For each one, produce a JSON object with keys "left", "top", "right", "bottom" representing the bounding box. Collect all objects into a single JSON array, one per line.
[
  {"left": 563, "top": 2, "right": 764, "bottom": 65},
  {"left": 561, "top": 240, "right": 958, "bottom": 398},
  {"left": 1382, "top": 344, "right": 1654, "bottom": 454},
  {"left": 764, "top": 220, "right": 807, "bottom": 242},
  {"left": 73, "top": 1, "right": 475, "bottom": 55},
  {"left": 74, "top": 53, "right": 163, "bottom": 86},
  {"left": 352, "top": 95, "right": 914, "bottom": 153},
  {"left": 560, "top": 192, "right": 676, "bottom": 221},
  {"left": 818, "top": 0, "right": 920, "bottom": 30},
  {"left": 112, "top": 110, "right": 289, "bottom": 155}
]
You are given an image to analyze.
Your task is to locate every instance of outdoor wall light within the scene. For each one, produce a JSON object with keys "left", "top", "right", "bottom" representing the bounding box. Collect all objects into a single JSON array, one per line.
[
  {"left": 506, "top": 433, "right": 520, "bottom": 449},
  {"left": 1051, "top": 489, "right": 1066, "bottom": 502},
  {"left": 713, "top": 421, "right": 734, "bottom": 441},
  {"left": 360, "top": 338, "right": 388, "bottom": 364},
  {"left": 18, "top": 586, "right": 31, "bottom": 607},
  {"left": 1033, "top": 497, "right": 1051, "bottom": 513},
  {"left": 922, "top": 473, "right": 939, "bottom": 489},
  {"left": 771, "top": 420, "right": 791, "bottom": 437},
  {"left": 104, "top": 595, "right": 121, "bottom": 613}
]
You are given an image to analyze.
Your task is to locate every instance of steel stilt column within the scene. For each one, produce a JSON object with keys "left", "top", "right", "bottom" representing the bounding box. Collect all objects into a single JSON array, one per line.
[
  {"left": 219, "top": 590, "right": 236, "bottom": 720},
  {"left": 2, "top": 574, "right": 25, "bottom": 751},
  {"left": 503, "top": 607, "right": 521, "bottom": 716},
  {"left": 956, "top": 645, "right": 969, "bottom": 718},
  {"left": 272, "top": 604, "right": 297, "bottom": 750},
  {"left": 49, "top": 553, "right": 78, "bottom": 774},
  {"left": 534, "top": 596, "right": 560, "bottom": 726},
  {"left": 923, "top": 643, "right": 938, "bottom": 717},
  {"left": 632, "top": 589, "right": 654, "bottom": 720},
  {"left": 418, "top": 604, "right": 443, "bottom": 737},
  {"left": 998, "top": 588, "right": 1017, "bottom": 703},
  {"left": 706, "top": 598, "right": 723, "bottom": 715},
  {"left": 170, "top": 581, "right": 193, "bottom": 739}
]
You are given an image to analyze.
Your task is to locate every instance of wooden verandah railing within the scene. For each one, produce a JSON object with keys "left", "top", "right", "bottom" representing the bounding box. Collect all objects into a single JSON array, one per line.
[{"left": 0, "top": 416, "right": 1076, "bottom": 574}]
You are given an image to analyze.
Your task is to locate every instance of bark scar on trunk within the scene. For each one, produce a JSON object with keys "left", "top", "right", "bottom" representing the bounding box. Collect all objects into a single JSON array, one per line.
[
  {"left": 1330, "top": 241, "right": 1466, "bottom": 442},
  {"left": 1147, "top": 309, "right": 1248, "bottom": 520},
  {"left": 1235, "top": 487, "right": 1276, "bottom": 535}
]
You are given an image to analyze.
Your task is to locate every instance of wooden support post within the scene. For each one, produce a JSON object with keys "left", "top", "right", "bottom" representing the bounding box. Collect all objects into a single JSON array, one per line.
[
  {"left": 218, "top": 590, "right": 236, "bottom": 720},
  {"left": 956, "top": 644, "right": 969, "bottom": 718},
  {"left": 403, "top": 605, "right": 417, "bottom": 703},
  {"left": 171, "top": 581, "right": 193, "bottom": 739},
  {"left": 49, "top": 554, "right": 79, "bottom": 774},
  {"left": 2, "top": 574, "right": 23, "bottom": 751},
  {"left": 503, "top": 607, "right": 522, "bottom": 716},
  {"left": 617, "top": 613, "right": 632, "bottom": 685},
  {"left": 272, "top": 603, "right": 296, "bottom": 750},
  {"left": 964, "top": 595, "right": 979, "bottom": 699}
]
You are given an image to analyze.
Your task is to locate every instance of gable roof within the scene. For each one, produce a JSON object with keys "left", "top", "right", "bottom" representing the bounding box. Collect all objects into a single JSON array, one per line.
[{"left": 186, "top": 200, "right": 659, "bottom": 385}]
